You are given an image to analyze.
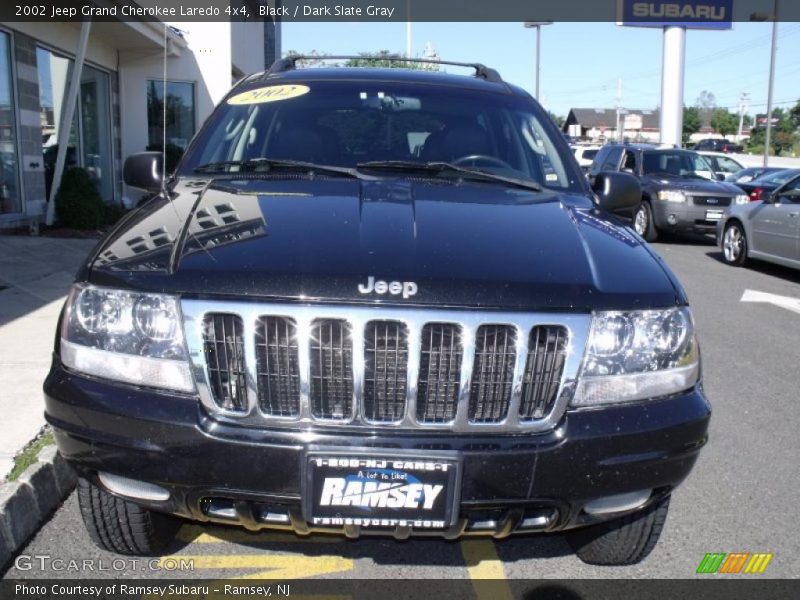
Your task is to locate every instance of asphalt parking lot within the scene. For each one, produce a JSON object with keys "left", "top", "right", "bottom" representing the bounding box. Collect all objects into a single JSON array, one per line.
[{"left": 4, "top": 234, "right": 800, "bottom": 583}]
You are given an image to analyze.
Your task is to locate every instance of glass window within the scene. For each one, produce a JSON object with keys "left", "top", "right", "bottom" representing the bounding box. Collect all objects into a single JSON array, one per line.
[
  {"left": 642, "top": 151, "right": 712, "bottom": 178},
  {"left": 147, "top": 80, "right": 195, "bottom": 150},
  {"left": 715, "top": 156, "right": 742, "bottom": 174},
  {"left": 38, "top": 48, "right": 78, "bottom": 200},
  {"left": 79, "top": 65, "right": 112, "bottom": 201},
  {"left": 600, "top": 147, "right": 623, "bottom": 172},
  {"left": 0, "top": 32, "right": 21, "bottom": 214},
  {"left": 179, "top": 80, "right": 578, "bottom": 191}
]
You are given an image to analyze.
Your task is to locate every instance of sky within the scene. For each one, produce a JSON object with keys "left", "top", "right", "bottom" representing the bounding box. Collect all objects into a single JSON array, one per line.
[{"left": 282, "top": 21, "right": 800, "bottom": 119}]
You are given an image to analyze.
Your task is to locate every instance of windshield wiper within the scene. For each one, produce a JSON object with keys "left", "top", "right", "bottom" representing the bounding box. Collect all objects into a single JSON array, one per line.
[
  {"left": 194, "top": 158, "right": 367, "bottom": 180},
  {"left": 356, "top": 160, "right": 542, "bottom": 192}
]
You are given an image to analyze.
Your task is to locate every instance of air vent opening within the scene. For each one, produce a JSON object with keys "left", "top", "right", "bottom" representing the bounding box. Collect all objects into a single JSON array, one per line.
[
  {"left": 310, "top": 319, "right": 354, "bottom": 420},
  {"left": 203, "top": 313, "right": 248, "bottom": 412},
  {"left": 417, "top": 323, "right": 463, "bottom": 423}
]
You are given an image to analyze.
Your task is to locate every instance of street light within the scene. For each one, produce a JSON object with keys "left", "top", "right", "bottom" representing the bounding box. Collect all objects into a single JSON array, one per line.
[
  {"left": 751, "top": 0, "right": 779, "bottom": 168},
  {"left": 524, "top": 21, "right": 553, "bottom": 100}
]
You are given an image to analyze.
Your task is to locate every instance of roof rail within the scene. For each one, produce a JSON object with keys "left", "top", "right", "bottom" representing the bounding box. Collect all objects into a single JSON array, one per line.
[{"left": 265, "top": 55, "right": 504, "bottom": 84}]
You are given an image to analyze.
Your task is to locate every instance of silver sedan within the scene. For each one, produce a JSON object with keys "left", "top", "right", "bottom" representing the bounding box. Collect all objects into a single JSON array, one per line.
[{"left": 717, "top": 172, "right": 800, "bottom": 270}]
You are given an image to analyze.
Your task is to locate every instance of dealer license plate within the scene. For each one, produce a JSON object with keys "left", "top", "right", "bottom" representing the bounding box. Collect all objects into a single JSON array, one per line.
[
  {"left": 306, "top": 455, "right": 459, "bottom": 529},
  {"left": 706, "top": 209, "right": 724, "bottom": 221}
]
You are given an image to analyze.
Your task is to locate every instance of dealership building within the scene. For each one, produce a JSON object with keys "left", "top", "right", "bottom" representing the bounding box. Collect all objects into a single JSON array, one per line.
[{"left": 0, "top": 14, "right": 280, "bottom": 228}]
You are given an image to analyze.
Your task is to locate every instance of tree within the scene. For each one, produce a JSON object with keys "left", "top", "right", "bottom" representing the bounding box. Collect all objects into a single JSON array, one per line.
[
  {"left": 345, "top": 51, "right": 432, "bottom": 69},
  {"left": 695, "top": 90, "right": 716, "bottom": 111},
  {"left": 549, "top": 112, "right": 565, "bottom": 128},
  {"left": 789, "top": 98, "right": 800, "bottom": 129},
  {"left": 682, "top": 106, "right": 702, "bottom": 142},
  {"left": 709, "top": 109, "right": 738, "bottom": 136}
]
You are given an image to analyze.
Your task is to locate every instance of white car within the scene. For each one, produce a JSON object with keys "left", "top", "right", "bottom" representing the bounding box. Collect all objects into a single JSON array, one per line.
[
  {"left": 696, "top": 151, "right": 744, "bottom": 181},
  {"left": 573, "top": 145, "right": 602, "bottom": 172}
]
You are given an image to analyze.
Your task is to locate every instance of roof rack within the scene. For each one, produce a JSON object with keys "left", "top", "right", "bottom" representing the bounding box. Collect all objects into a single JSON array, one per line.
[{"left": 265, "top": 55, "right": 504, "bottom": 84}]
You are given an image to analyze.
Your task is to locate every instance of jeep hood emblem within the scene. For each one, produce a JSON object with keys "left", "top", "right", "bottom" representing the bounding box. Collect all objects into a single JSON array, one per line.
[{"left": 358, "top": 276, "right": 418, "bottom": 299}]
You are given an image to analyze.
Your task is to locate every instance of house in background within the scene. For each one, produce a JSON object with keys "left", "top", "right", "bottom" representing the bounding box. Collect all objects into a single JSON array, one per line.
[
  {"left": 0, "top": 13, "right": 281, "bottom": 228},
  {"left": 563, "top": 108, "right": 661, "bottom": 144}
]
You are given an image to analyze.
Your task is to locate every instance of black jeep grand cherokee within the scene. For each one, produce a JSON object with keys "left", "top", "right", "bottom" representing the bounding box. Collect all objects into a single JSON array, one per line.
[{"left": 45, "top": 58, "right": 710, "bottom": 566}]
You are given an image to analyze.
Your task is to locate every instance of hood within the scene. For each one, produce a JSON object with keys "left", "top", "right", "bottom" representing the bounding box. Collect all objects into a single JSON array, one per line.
[
  {"left": 87, "top": 177, "right": 682, "bottom": 311},
  {"left": 644, "top": 175, "right": 743, "bottom": 196}
]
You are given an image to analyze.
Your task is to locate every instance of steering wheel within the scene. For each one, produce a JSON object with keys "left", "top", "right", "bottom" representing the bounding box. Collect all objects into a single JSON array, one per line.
[{"left": 451, "top": 154, "right": 513, "bottom": 170}]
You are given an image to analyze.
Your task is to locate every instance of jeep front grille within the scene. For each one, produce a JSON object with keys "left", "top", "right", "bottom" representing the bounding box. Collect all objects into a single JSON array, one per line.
[
  {"left": 184, "top": 302, "right": 590, "bottom": 433},
  {"left": 418, "top": 324, "right": 463, "bottom": 423},
  {"left": 202, "top": 314, "right": 248, "bottom": 412},
  {"left": 469, "top": 325, "right": 517, "bottom": 423},
  {"left": 520, "top": 326, "right": 568, "bottom": 421},
  {"left": 255, "top": 316, "right": 300, "bottom": 417},
  {"left": 364, "top": 321, "right": 408, "bottom": 423},
  {"left": 309, "top": 319, "right": 353, "bottom": 420}
]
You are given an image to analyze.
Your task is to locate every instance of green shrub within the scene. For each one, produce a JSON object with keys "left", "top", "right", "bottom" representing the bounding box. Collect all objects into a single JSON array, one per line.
[
  {"left": 103, "top": 202, "right": 127, "bottom": 226},
  {"left": 55, "top": 167, "right": 106, "bottom": 229}
]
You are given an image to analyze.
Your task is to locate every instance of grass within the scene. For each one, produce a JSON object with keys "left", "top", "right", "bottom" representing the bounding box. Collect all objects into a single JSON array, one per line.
[{"left": 8, "top": 430, "right": 55, "bottom": 481}]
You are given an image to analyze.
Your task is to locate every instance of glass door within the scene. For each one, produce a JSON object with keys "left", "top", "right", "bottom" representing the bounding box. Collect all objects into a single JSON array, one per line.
[{"left": 0, "top": 31, "right": 21, "bottom": 215}]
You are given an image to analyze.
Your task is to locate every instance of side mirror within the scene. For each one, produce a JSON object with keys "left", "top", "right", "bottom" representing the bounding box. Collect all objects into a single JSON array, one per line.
[
  {"left": 592, "top": 172, "right": 641, "bottom": 213},
  {"left": 715, "top": 172, "right": 725, "bottom": 181},
  {"left": 123, "top": 152, "right": 163, "bottom": 193},
  {"left": 761, "top": 191, "right": 773, "bottom": 203}
]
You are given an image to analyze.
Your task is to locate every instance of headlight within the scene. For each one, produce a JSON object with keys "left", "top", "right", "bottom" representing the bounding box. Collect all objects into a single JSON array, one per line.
[
  {"left": 657, "top": 190, "right": 686, "bottom": 203},
  {"left": 571, "top": 307, "right": 699, "bottom": 407},
  {"left": 60, "top": 284, "right": 195, "bottom": 392},
  {"left": 734, "top": 194, "right": 749, "bottom": 205}
]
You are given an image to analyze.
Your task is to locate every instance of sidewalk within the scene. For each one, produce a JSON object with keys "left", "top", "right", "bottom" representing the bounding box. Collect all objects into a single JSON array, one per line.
[{"left": 0, "top": 235, "right": 98, "bottom": 479}]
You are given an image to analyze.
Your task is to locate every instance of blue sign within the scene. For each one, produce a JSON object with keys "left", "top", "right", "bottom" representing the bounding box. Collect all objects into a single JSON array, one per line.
[{"left": 618, "top": 0, "right": 734, "bottom": 30}]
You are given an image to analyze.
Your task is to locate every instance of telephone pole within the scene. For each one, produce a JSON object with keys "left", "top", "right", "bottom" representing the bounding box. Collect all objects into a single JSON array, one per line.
[
  {"left": 737, "top": 92, "right": 749, "bottom": 142},
  {"left": 616, "top": 77, "right": 623, "bottom": 141}
]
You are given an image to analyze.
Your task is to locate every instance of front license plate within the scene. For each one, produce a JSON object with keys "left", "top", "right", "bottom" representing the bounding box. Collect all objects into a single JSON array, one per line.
[
  {"left": 306, "top": 455, "right": 459, "bottom": 529},
  {"left": 706, "top": 209, "right": 724, "bottom": 221}
]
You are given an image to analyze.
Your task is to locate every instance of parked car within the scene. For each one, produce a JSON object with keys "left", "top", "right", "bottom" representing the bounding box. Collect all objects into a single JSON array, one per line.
[
  {"left": 572, "top": 145, "right": 602, "bottom": 172},
  {"left": 735, "top": 168, "right": 800, "bottom": 202},
  {"left": 694, "top": 138, "right": 744, "bottom": 153},
  {"left": 45, "top": 58, "right": 710, "bottom": 567},
  {"left": 589, "top": 143, "right": 749, "bottom": 241},
  {"left": 718, "top": 171, "right": 800, "bottom": 269},
  {"left": 696, "top": 151, "right": 744, "bottom": 181},
  {"left": 725, "top": 166, "right": 784, "bottom": 184}
]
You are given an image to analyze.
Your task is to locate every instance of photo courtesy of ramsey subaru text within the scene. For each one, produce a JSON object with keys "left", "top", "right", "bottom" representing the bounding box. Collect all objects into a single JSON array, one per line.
[{"left": 44, "top": 57, "right": 710, "bottom": 566}]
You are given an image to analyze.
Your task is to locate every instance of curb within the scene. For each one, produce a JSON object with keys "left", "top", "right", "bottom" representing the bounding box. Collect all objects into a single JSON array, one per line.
[{"left": 0, "top": 444, "right": 76, "bottom": 572}]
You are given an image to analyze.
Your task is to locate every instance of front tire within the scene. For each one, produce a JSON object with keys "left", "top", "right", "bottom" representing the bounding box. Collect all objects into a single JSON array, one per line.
[
  {"left": 633, "top": 201, "right": 658, "bottom": 242},
  {"left": 722, "top": 221, "right": 748, "bottom": 266},
  {"left": 567, "top": 495, "right": 670, "bottom": 566},
  {"left": 77, "top": 478, "right": 181, "bottom": 555}
]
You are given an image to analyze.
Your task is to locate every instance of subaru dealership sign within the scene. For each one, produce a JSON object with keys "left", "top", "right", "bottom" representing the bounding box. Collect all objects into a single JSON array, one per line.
[{"left": 618, "top": 0, "right": 734, "bottom": 29}]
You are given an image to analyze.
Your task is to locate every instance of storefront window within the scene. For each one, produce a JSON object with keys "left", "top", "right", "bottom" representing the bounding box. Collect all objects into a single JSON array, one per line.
[
  {"left": 0, "top": 31, "right": 21, "bottom": 215},
  {"left": 147, "top": 80, "right": 195, "bottom": 150},
  {"left": 38, "top": 48, "right": 112, "bottom": 202}
]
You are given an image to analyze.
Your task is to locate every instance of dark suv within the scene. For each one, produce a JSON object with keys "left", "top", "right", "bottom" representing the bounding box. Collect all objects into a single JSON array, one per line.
[
  {"left": 694, "top": 138, "right": 743, "bottom": 153},
  {"left": 45, "top": 58, "right": 710, "bottom": 566},
  {"left": 590, "top": 144, "right": 749, "bottom": 241}
]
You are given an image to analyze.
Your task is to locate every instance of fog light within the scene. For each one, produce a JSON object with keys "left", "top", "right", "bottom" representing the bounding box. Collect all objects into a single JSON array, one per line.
[
  {"left": 667, "top": 214, "right": 678, "bottom": 225},
  {"left": 98, "top": 472, "right": 170, "bottom": 501},
  {"left": 583, "top": 490, "right": 651, "bottom": 515}
]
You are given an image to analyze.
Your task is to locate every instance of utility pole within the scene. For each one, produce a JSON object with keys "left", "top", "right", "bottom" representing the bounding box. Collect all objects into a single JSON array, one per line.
[
  {"left": 763, "top": 0, "right": 778, "bottom": 167},
  {"left": 737, "top": 92, "right": 749, "bottom": 142},
  {"left": 616, "top": 77, "right": 623, "bottom": 141},
  {"left": 523, "top": 22, "right": 553, "bottom": 100}
]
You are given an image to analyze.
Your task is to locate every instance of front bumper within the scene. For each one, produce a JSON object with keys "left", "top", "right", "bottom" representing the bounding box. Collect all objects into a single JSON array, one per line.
[
  {"left": 651, "top": 199, "right": 728, "bottom": 232},
  {"left": 44, "top": 365, "right": 710, "bottom": 539}
]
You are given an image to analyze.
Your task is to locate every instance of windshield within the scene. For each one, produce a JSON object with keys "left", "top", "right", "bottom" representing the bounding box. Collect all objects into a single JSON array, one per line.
[
  {"left": 179, "top": 79, "right": 578, "bottom": 191},
  {"left": 642, "top": 151, "right": 713, "bottom": 178},
  {"left": 756, "top": 169, "right": 800, "bottom": 185}
]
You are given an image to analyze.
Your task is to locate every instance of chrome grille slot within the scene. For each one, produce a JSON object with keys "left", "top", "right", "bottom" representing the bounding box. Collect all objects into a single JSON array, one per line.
[
  {"left": 519, "top": 326, "right": 568, "bottom": 421},
  {"left": 364, "top": 321, "right": 408, "bottom": 423},
  {"left": 183, "top": 301, "right": 589, "bottom": 433},
  {"left": 417, "top": 323, "right": 463, "bottom": 423},
  {"left": 255, "top": 317, "right": 300, "bottom": 417},
  {"left": 309, "top": 319, "right": 353, "bottom": 420},
  {"left": 203, "top": 314, "right": 248, "bottom": 412},
  {"left": 469, "top": 325, "right": 517, "bottom": 423}
]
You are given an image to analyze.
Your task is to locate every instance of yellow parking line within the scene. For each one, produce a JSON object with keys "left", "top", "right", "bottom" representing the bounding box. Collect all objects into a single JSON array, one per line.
[
  {"left": 159, "top": 554, "right": 354, "bottom": 580},
  {"left": 176, "top": 525, "right": 339, "bottom": 544},
  {"left": 461, "top": 540, "right": 513, "bottom": 600}
]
